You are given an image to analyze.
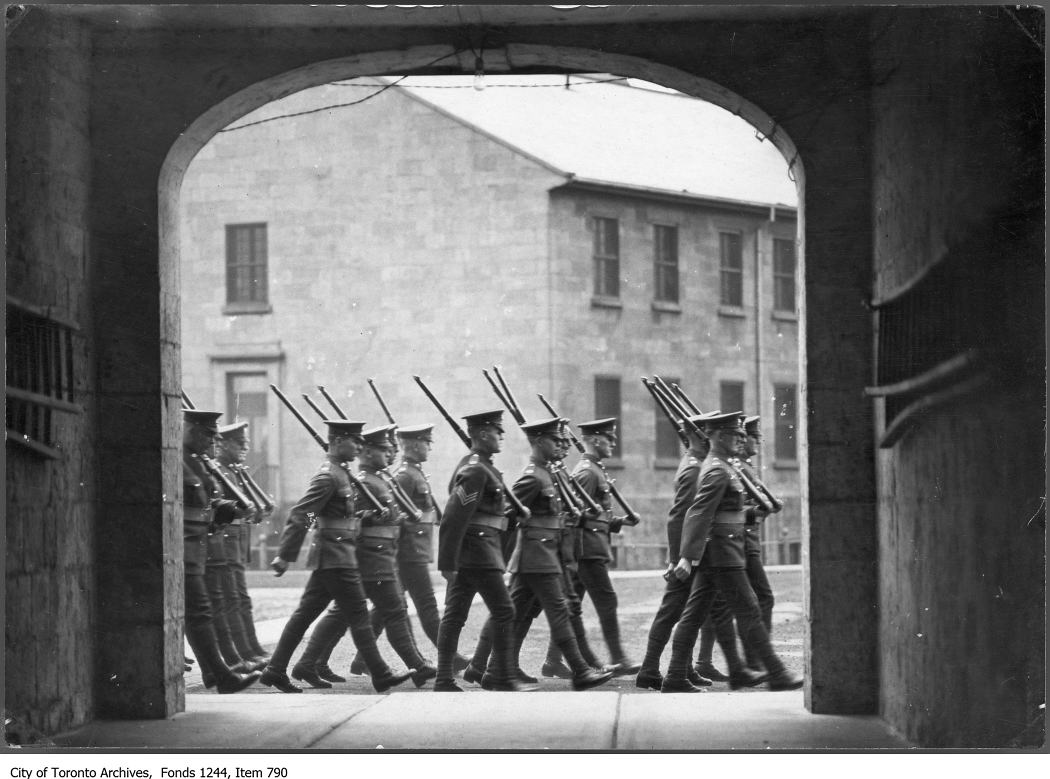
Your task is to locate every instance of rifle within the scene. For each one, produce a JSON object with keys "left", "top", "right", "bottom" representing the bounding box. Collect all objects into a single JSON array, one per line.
[
  {"left": 316, "top": 386, "right": 348, "bottom": 420},
  {"left": 269, "top": 384, "right": 385, "bottom": 513},
  {"left": 180, "top": 390, "right": 255, "bottom": 512},
  {"left": 412, "top": 375, "right": 528, "bottom": 517},
  {"left": 536, "top": 393, "right": 641, "bottom": 526},
  {"left": 301, "top": 393, "right": 329, "bottom": 422},
  {"left": 648, "top": 379, "right": 774, "bottom": 514},
  {"left": 367, "top": 378, "right": 396, "bottom": 426},
  {"left": 483, "top": 368, "right": 599, "bottom": 520},
  {"left": 642, "top": 378, "right": 690, "bottom": 447}
]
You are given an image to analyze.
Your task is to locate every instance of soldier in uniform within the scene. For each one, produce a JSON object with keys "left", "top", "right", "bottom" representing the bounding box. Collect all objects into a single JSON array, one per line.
[
  {"left": 636, "top": 413, "right": 736, "bottom": 690},
  {"left": 258, "top": 419, "right": 413, "bottom": 694},
  {"left": 499, "top": 417, "right": 614, "bottom": 691},
  {"left": 662, "top": 412, "right": 802, "bottom": 692},
  {"left": 343, "top": 425, "right": 469, "bottom": 676},
  {"left": 436, "top": 408, "right": 535, "bottom": 692},
  {"left": 734, "top": 415, "right": 779, "bottom": 672},
  {"left": 566, "top": 418, "right": 641, "bottom": 676},
  {"left": 182, "top": 409, "right": 260, "bottom": 693},
  {"left": 291, "top": 424, "right": 436, "bottom": 688},
  {"left": 210, "top": 422, "right": 272, "bottom": 672}
]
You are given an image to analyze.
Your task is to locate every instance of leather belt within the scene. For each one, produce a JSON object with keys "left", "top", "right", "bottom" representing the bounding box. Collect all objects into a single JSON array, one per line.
[
  {"left": 316, "top": 517, "right": 358, "bottom": 531},
  {"left": 468, "top": 513, "right": 508, "bottom": 531},
  {"left": 711, "top": 510, "right": 746, "bottom": 526},
  {"left": 360, "top": 524, "right": 400, "bottom": 539},
  {"left": 581, "top": 517, "right": 610, "bottom": 532},
  {"left": 523, "top": 514, "right": 565, "bottom": 530}
]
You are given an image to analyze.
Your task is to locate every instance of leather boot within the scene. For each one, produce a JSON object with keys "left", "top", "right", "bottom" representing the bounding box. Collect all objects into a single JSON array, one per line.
[
  {"left": 695, "top": 660, "right": 729, "bottom": 682},
  {"left": 372, "top": 669, "right": 413, "bottom": 693},
  {"left": 765, "top": 669, "right": 804, "bottom": 691},
  {"left": 260, "top": 667, "right": 303, "bottom": 693},
  {"left": 572, "top": 667, "right": 613, "bottom": 691},
  {"left": 291, "top": 664, "right": 333, "bottom": 689},
  {"left": 661, "top": 674, "right": 706, "bottom": 693},
  {"left": 315, "top": 663, "right": 346, "bottom": 683},
  {"left": 635, "top": 668, "right": 663, "bottom": 690},
  {"left": 187, "top": 623, "right": 260, "bottom": 693}
]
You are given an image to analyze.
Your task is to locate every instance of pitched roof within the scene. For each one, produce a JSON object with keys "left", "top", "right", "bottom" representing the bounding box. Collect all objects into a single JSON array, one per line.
[{"left": 384, "top": 74, "right": 797, "bottom": 208}]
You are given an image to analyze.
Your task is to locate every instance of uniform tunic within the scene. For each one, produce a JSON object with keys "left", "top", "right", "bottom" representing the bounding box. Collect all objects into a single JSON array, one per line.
[
  {"left": 355, "top": 465, "right": 403, "bottom": 582},
  {"left": 508, "top": 459, "right": 566, "bottom": 574},
  {"left": 394, "top": 459, "right": 438, "bottom": 564},
  {"left": 438, "top": 450, "right": 509, "bottom": 572},
  {"left": 679, "top": 454, "right": 748, "bottom": 568},
  {"left": 276, "top": 457, "right": 360, "bottom": 570},
  {"left": 570, "top": 454, "right": 623, "bottom": 562}
]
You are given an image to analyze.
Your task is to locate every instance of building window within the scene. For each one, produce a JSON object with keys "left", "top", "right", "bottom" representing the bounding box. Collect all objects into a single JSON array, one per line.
[
  {"left": 593, "top": 217, "right": 620, "bottom": 298},
  {"left": 653, "top": 224, "right": 679, "bottom": 304},
  {"left": 773, "top": 383, "right": 798, "bottom": 462},
  {"left": 719, "top": 232, "right": 743, "bottom": 307},
  {"left": 720, "top": 380, "right": 745, "bottom": 415},
  {"left": 226, "top": 223, "right": 268, "bottom": 305},
  {"left": 226, "top": 372, "right": 273, "bottom": 492},
  {"left": 773, "top": 238, "right": 796, "bottom": 312},
  {"left": 654, "top": 376, "right": 681, "bottom": 459},
  {"left": 594, "top": 376, "right": 622, "bottom": 458}
]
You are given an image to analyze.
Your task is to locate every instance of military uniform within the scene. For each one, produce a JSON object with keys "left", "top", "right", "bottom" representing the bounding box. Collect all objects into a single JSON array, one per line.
[
  {"left": 181, "top": 409, "right": 259, "bottom": 693},
  {"left": 567, "top": 418, "right": 639, "bottom": 673},
  {"left": 735, "top": 415, "right": 778, "bottom": 669},
  {"left": 259, "top": 420, "right": 410, "bottom": 694},
  {"left": 296, "top": 426, "right": 430, "bottom": 681},
  {"left": 434, "top": 410, "right": 519, "bottom": 691},
  {"left": 486, "top": 418, "right": 612, "bottom": 690},
  {"left": 663, "top": 412, "right": 801, "bottom": 691}
]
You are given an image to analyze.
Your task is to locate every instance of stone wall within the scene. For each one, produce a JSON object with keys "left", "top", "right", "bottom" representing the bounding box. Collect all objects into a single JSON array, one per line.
[
  {"left": 4, "top": 11, "right": 97, "bottom": 735},
  {"left": 870, "top": 8, "right": 1045, "bottom": 747}
]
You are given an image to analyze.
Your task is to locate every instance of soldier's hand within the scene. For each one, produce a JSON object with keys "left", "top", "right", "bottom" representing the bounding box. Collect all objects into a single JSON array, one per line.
[
  {"left": 233, "top": 505, "right": 257, "bottom": 522},
  {"left": 270, "top": 556, "right": 289, "bottom": 577},
  {"left": 673, "top": 557, "right": 693, "bottom": 581},
  {"left": 662, "top": 564, "right": 675, "bottom": 583},
  {"left": 441, "top": 570, "right": 457, "bottom": 584}
]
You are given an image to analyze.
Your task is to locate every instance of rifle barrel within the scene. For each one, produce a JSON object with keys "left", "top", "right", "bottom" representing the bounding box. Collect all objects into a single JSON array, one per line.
[
  {"left": 492, "top": 366, "right": 526, "bottom": 424},
  {"left": 367, "top": 379, "right": 397, "bottom": 426},
  {"left": 301, "top": 393, "right": 328, "bottom": 421},
  {"left": 316, "top": 386, "right": 348, "bottom": 419},
  {"left": 181, "top": 390, "right": 196, "bottom": 410}
]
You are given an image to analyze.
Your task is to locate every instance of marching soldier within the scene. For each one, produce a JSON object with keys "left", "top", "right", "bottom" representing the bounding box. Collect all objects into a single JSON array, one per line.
[
  {"left": 661, "top": 412, "right": 802, "bottom": 692},
  {"left": 566, "top": 418, "right": 641, "bottom": 676},
  {"left": 182, "top": 409, "right": 260, "bottom": 693},
  {"left": 636, "top": 413, "right": 736, "bottom": 690},
  {"left": 433, "top": 410, "right": 523, "bottom": 692},
  {"left": 258, "top": 419, "right": 413, "bottom": 694},
  {"left": 209, "top": 422, "right": 272, "bottom": 673},
  {"left": 498, "top": 417, "right": 613, "bottom": 691},
  {"left": 344, "top": 425, "right": 469, "bottom": 676},
  {"left": 735, "top": 415, "right": 779, "bottom": 672},
  {"left": 292, "top": 424, "right": 435, "bottom": 688}
]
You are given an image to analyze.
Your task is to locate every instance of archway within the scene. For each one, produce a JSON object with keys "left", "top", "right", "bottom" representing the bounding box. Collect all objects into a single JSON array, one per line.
[{"left": 160, "top": 43, "right": 812, "bottom": 716}]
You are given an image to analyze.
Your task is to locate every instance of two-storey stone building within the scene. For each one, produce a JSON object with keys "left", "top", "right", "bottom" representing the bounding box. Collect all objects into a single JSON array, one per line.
[{"left": 180, "top": 74, "right": 801, "bottom": 568}]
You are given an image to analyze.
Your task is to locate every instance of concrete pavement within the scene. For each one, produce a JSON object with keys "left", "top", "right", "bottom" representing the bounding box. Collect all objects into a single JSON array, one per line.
[{"left": 54, "top": 690, "right": 910, "bottom": 751}]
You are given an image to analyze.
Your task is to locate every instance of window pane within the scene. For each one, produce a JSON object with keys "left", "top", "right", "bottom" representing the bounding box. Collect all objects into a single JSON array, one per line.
[
  {"left": 594, "top": 376, "right": 622, "bottom": 457},
  {"left": 654, "top": 224, "right": 679, "bottom": 303},
  {"left": 654, "top": 375, "right": 681, "bottom": 458},
  {"left": 774, "top": 383, "right": 797, "bottom": 461},
  {"left": 773, "top": 238, "right": 796, "bottom": 312},
  {"left": 720, "top": 232, "right": 743, "bottom": 306},
  {"left": 593, "top": 217, "right": 620, "bottom": 297},
  {"left": 719, "top": 381, "right": 745, "bottom": 414},
  {"left": 226, "top": 223, "right": 268, "bottom": 304}
]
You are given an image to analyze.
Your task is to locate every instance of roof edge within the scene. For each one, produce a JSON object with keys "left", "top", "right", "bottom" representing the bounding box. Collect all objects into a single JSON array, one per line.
[
  {"left": 369, "top": 77, "right": 573, "bottom": 181},
  {"left": 554, "top": 177, "right": 798, "bottom": 217}
]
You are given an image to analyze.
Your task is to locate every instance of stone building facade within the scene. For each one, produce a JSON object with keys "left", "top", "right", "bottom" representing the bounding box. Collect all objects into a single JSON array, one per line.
[{"left": 179, "top": 78, "right": 801, "bottom": 570}]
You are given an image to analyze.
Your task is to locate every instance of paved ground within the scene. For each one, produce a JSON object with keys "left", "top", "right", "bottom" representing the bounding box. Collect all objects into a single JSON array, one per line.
[{"left": 47, "top": 567, "right": 913, "bottom": 752}]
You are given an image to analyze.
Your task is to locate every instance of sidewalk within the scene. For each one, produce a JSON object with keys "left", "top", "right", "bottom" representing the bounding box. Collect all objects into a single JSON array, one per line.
[{"left": 53, "top": 691, "right": 908, "bottom": 751}]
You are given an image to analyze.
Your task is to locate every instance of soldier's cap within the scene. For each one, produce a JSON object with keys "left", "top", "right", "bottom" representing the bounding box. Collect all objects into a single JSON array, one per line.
[
  {"left": 521, "top": 416, "right": 564, "bottom": 439},
  {"left": 703, "top": 411, "right": 746, "bottom": 432},
  {"left": 217, "top": 421, "right": 249, "bottom": 440},
  {"left": 396, "top": 424, "right": 434, "bottom": 441},
  {"left": 686, "top": 410, "right": 720, "bottom": 426},
  {"left": 324, "top": 419, "right": 366, "bottom": 439},
  {"left": 462, "top": 409, "right": 505, "bottom": 432},
  {"left": 183, "top": 409, "right": 222, "bottom": 432},
  {"left": 744, "top": 415, "right": 761, "bottom": 434},
  {"left": 361, "top": 424, "right": 397, "bottom": 447},
  {"left": 578, "top": 417, "right": 617, "bottom": 437}
]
